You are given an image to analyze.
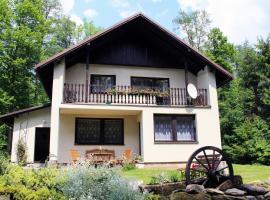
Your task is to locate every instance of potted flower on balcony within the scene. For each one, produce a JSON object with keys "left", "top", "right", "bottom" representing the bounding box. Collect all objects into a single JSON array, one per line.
[
  {"left": 105, "top": 87, "right": 117, "bottom": 104},
  {"left": 156, "top": 90, "right": 170, "bottom": 105}
]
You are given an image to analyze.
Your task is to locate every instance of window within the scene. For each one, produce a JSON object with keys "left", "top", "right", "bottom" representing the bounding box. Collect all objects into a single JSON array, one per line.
[
  {"left": 75, "top": 118, "right": 124, "bottom": 145},
  {"left": 91, "top": 75, "right": 116, "bottom": 93},
  {"left": 131, "top": 77, "right": 169, "bottom": 91},
  {"left": 154, "top": 115, "right": 196, "bottom": 142}
]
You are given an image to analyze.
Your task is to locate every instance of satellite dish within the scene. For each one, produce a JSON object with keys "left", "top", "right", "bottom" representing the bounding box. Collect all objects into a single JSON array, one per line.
[{"left": 187, "top": 83, "right": 198, "bottom": 99}]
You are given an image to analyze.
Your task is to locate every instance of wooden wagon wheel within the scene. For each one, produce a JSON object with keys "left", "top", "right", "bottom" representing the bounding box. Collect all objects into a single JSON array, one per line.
[{"left": 185, "top": 146, "right": 234, "bottom": 188}]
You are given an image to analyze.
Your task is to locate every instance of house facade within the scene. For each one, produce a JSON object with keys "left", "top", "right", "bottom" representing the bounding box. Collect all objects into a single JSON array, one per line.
[{"left": 0, "top": 13, "right": 232, "bottom": 166}]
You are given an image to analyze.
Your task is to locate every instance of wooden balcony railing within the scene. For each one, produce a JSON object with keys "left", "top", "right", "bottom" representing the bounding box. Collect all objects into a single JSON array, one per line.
[{"left": 63, "top": 84, "right": 208, "bottom": 106}]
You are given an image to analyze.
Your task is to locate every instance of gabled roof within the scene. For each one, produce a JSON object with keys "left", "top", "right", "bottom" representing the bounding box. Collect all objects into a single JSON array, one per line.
[
  {"left": 36, "top": 13, "right": 233, "bottom": 98},
  {"left": 0, "top": 104, "right": 51, "bottom": 124}
]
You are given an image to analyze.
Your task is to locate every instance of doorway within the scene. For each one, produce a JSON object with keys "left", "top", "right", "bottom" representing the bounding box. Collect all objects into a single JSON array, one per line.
[{"left": 34, "top": 127, "right": 50, "bottom": 162}]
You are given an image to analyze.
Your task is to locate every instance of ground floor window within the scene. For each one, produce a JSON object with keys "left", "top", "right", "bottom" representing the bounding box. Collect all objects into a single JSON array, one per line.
[
  {"left": 75, "top": 118, "right": 124, "bottom": 145},
  {"left": 154, "top": 114, "right": 196, "bottom": 142}
]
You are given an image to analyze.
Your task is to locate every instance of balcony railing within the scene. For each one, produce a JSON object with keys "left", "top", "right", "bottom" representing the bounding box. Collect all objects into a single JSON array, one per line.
[{"left": 63, "top": 84, "right": 208, "bottom": 106}]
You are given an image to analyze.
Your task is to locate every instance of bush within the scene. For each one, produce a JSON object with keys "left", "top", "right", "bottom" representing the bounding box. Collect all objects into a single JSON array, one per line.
[
  {"left": 149, "top": 171, "right": 184, "bottom": 185},
  {"left": 0, "top": 153, "right": 9, "bottom": 175},
  {"left": 59, "top": 165, "right": 145, "bottom": 200},
  {"left": 122, "top": 162, "right": 136, "bottom": 171},
  {"left": 0, "top": 165, "right": 65, "bottom": 200},
  {"left": 16, "top": 138, "right": 27, "bottom": 165},
  {"left": 167, "top": 171, "right": 183, "bottom": 182},
  {"left": 149, "top": 172, "right": 170, "bottom": 185}
]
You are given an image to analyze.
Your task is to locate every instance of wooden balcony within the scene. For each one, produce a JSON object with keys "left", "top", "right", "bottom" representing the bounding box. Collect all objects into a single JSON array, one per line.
[{"left": 63, "top": 84, "right": 208, "bottom": 107}]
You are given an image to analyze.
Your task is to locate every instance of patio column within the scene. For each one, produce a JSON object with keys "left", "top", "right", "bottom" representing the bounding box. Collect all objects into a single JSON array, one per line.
[
  {"left": 140, "top": 110, "right": 153, "bottom": 163},
  {"left": 49, "top": 59, "right": 66, "bottom": 163}
]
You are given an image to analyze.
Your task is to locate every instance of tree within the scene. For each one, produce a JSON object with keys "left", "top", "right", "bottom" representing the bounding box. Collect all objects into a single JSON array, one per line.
[
  {"left": 74, "top": 18, "right": 103, "bottom": 43},
  {"left": 0, "top": 0, "right": 103, "bottom": 153},
  {"left": 173, "top": 9, "right": 211, "bottom": 51},
  {"left": 204, "top": 28, "right": 236, "bottom": 72}
]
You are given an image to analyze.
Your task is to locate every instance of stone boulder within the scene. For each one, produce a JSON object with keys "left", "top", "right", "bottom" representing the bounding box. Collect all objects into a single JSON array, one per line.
[
  {"left": 240, "top": 184, "right": 269, "bottom": 196},
  {"left": 265, "top": 191, "right": 270, "bottom": 200},
  {"left": 233, "top": 176, "right": 243, "bottom": 187},
  {"left": 205, "top": 188, "right": 224, "bottom": 195},
  {"left": 139, "top": 182, "right": 185, "bottom": 196},
  {"left": 185, "top": 184, "right": 205, "bottom": 194},
  {"left": 170, "top": 191, "right": 211, "bottom": 200},
  {"left": 225, "top": 188, "right": 246, "bottom": 196},
  {"left": 211, "top": 195, "right": 247, "bottom": 200},
  {"left": 217, "top": 180, "right": 234, "bottom": 191}
]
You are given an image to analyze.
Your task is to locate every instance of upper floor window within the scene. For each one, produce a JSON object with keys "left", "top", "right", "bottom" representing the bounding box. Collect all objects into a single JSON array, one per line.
[
  {"left": 91, "top": 74, "right": 116, "bottom": 93},
  {"left": 154, "top": 114, "right": 196, "bottom": 142},
  {"left": 131, "top": 77, "right": 169, "bottom": 91}
]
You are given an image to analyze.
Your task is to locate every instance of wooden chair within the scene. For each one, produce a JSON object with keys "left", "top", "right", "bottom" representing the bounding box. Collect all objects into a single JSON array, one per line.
[
  {"left": 123, "top": 148, "right": 133, "bottom": 160},
  {"left": 69, "top": 149, "right": 80, "bottom": 163}
]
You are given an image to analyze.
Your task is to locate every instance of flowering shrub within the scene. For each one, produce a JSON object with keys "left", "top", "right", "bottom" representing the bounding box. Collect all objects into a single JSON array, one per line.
[
  {"left": 59, "top": 165, "right": 145, "bottom": 200},
  {"left": 105, "top": 87, "right": 170, "bottom": 97},
  {"left": 0, "top": 165, "right": 65, "bottom": 200}
]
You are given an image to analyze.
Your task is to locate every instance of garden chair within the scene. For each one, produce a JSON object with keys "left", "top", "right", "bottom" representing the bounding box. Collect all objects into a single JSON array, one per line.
[
  {"left": 69, "top": 149, "right": 80, "bottom": 163},
  {"left": 112, "top": 148, "right": 133, "bottom": 166},
  {"left": 123, "top": 148, "right": 133, "bottom": 160}
]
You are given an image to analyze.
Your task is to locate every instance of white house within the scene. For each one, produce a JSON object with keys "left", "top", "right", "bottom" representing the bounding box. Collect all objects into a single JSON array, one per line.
[{"left": 0, "top": 13, "right": 233, "bottom": 167}]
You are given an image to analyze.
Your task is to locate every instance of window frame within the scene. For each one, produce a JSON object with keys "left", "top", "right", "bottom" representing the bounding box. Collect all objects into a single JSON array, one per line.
[
  {"left": 75, "top": 118, "right": 124, "bottom": 145},
  {"left": 130, "top": 76, "right": 170, "bottom": 90},
  {"left": 153, "top": 114, "right": 197, "bottom": 144},
  {"left": 90, "top": 74, "right": 116, "bottom": 93}
]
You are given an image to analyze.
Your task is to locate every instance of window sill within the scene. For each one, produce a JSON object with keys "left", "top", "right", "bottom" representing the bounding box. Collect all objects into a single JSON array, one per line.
[{"left": 154, "top": 141, "right": 198, "bottom": 144}]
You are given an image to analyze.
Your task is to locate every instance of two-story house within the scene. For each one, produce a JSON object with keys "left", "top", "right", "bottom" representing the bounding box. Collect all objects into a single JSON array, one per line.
[{"left": 0, "top": 13, "right": 233, "bottom": 167}]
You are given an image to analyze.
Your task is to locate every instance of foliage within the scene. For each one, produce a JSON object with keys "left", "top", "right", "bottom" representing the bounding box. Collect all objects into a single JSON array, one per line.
[
  {"left": 122, "top": 162, "right": 136, "bottom": 171},
  {"left": 173, "top": 9, "right": 211, "bottom": 50},
  {"left": 0, "top": 152, "right": 9, "bottom": 175},
  {"left": 0, "top": 0, "right": 102, "bottom": 154},
  {"left": 167, "top": 170, "right": 183, "bottom": 183},
  {"left": 220, "top": 37, "right": 270, "bottom": 165},
  {"left": 16, "top": 137, "right": 27, "bottom": 166},
  {"left": 149, "top": 171, "right": 184, "bottom": 185},
  {"left": 204, "top": 27, "right": 236, "bottom": 72},
  {"left": 145, "top": 192, "right": 161, "bottom": 200},
  {"left": 59, "top": 165, "right": 145, "bottom": 200},
  {"left": 0, "top": 165, "right": 65, "bottom": 200},
  {"left": 149, "top": 172, "right": 170, "bottom": 185},
  {"left": 105, "top": 87, "right": 170, "bottom": 97}
]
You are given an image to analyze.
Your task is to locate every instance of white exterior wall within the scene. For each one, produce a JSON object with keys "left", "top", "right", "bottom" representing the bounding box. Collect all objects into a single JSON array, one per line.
[
  {"left": 57, "top": 114, "right": 140, "bottom": 163},
  {"left": 10, "top": 61, "right": 221, "bottom": 164},
  {"left": 61, "top": 64, "right": 221, "bottom": 163},
  {"left": 11, "top": 107, "right": 51, "bottom": 163},
  {"left": 65, "top": 64, "right": 197, "bottom": 88}
]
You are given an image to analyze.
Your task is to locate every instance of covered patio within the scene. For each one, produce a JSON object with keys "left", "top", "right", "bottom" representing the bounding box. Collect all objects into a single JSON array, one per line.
[{"left": 54, "top": 105, "right": 142, "bottom": 164}]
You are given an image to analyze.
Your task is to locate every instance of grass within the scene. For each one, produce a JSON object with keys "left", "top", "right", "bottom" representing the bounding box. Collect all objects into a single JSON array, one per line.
[
  {"left": 121, "top": 164, "right": 270, "bottom": 184},
  {"left": 234, "top": 164, "right": 270, "bottom": 183},
  {"left": 121, "top": 168, "right": 178, "bottom": 184}
]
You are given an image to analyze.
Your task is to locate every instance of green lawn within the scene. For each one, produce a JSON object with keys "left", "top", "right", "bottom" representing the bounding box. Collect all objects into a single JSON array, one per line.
[
  {"left": 121, "top": 164, "right": 270, "bottom": 184},
  {"left": 233, "top": 164, "right": 270, "bottom": 183}
]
